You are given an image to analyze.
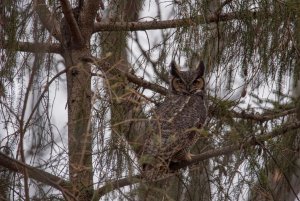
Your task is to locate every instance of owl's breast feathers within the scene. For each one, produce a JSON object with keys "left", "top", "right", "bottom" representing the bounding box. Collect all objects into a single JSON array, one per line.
[
  {"left": 143, "top": 92, "right": 207, "bottom": 163},
  {"left": 156, "top": 93, "right": 207, "bottom": 132}
]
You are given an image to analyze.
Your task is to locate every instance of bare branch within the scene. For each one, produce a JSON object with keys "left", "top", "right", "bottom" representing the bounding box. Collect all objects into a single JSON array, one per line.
[
  {"left": 84, "top": 56, "right": 168, "bottom": 95},
  {"left": 33, "top": 0, "right": 62, "bottom": 41},
  {"left": 59, "top": 0, "right": 84, "bottom": 45},
  {"left": 93, "top": 10, "right": 270, "bottom": 32},
  {"left": 1, "top": 41, "right": 61, "bottom": 53},
  {"left": 81, "top": 0, "right": 101, "bottom": 37},
  {"left": 124, "top": 72, "right": 168, "bottom": 95},
  {"left": 171, "top": 120, "right": 300, "bottom": 170},
  {"left": 93, "top": 175, "right": 142, "bottom": 199},
  {"left": 0, "top": 152, "right": 73, "bottom": 198}
]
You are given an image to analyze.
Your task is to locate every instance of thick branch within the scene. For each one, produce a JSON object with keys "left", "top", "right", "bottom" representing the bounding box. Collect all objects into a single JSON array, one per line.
[
  {"left": 93, "top": 10, "right": 270, "bottom": 32},
  {"left": 84, "top": 56, "right": 168, "bottom": 95},
  {"left": 1, "top": 41, "right": 61, "bottom": 53},
  {"left": 94, "top": 120, "right": 300, "bottom": 197},
  {"left": 60, "top": 0, "right": 84, "bottom": 45},
  {"left": 81, "top": 0, "right": 101, "bottom": 37},
  {"left": 33, "top": 0, "right": 62, "bottom": 41},
  {"left": 0, "top": 152, "right": 72, "bottom": 196},
  {"left": 123, "top": 71, "right": 167, "bottom": 95}
]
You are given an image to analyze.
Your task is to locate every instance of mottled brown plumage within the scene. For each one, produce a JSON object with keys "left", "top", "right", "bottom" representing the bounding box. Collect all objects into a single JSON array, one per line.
[{"left": 141, "top": 60, "right": 207, "bottom": 179}]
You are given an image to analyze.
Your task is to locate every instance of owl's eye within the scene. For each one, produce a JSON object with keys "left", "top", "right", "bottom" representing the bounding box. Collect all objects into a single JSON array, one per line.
[
  {"left": 191, "top": 78, "right": 204, "bottom": 90},
  {"left": 172, "top": 78, "right": 187, "bottom": 93},
  {"left": 192, "top": 79, "right": 201, "bottom": 85},
  {"left": 175, "top": 78, "right": 184, "bottom": 85}
]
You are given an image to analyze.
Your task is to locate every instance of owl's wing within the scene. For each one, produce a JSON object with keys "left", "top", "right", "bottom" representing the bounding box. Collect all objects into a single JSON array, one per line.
[
  {"left": 143, "top": 93, "right": 207, "bottom": 162},
  {"left": 141, "top": 95, "right": 184, "bottom": 162}
]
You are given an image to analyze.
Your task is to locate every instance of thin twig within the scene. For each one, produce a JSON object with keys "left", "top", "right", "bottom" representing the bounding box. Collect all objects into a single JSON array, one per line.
[
  {"left": 24, "top": 69, "right": 67, "bottom": 132},
  {"left": 231, "top": 108, "right": 296, "bottom": 122},
  {"left": 19, "top": 55, "right": 41, "bottom": 201}
]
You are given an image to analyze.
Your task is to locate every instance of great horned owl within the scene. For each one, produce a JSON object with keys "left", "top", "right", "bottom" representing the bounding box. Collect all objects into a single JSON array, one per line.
[{"left": 141, "top": 60, "right": 207, "bottom": 179}]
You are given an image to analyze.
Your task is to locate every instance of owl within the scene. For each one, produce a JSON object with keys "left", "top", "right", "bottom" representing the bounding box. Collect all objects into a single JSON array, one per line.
[{"left": 141, "top": 60, "right": 208, "bottom": 179}]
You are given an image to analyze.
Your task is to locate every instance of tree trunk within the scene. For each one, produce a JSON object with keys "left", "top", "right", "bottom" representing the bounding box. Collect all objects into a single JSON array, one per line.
[
  {"left": 100, "top": 0, "right": 144, "bottom": 153},
  {"left": 64, "top": 48, "right": 93, "bottom": 200},
  {"left": 59, "top": 1, "right": 100, "bottom": 199}
]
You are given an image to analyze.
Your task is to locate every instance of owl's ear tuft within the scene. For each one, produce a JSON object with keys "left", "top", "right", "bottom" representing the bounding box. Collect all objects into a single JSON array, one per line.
[
  {"left": 196, "top": 61, "right": 205, "bottom": 78},
  {"left": 170, "top": 60, "right": 180, "bottom": 77}
]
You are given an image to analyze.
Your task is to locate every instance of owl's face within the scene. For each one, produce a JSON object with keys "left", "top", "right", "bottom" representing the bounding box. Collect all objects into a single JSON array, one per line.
[{"left": 170, "top": 61, "right": 205, "bottom": 95}]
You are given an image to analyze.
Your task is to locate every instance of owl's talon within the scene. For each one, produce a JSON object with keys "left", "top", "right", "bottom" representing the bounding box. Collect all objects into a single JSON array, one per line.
[{"left": 185, "top": 153, "right": 195, "bottom": 161}]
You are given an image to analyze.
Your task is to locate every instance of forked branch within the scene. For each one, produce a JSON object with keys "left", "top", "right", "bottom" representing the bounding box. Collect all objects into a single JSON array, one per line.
[{"left": 59, "top": 0, "right": 84, "bottom": 45}]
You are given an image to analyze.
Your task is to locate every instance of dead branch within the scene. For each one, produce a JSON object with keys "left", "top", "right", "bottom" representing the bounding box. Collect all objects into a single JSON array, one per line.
[
  {"left": 0, "top": 152, "right": 74, "bottom": 198},
  {"left": 93, "top": 10, "right": 270, "bottom": 32},
  {"left": 0, "top": 41, "right": 61, "bottom": 53},
  {"left": 84, "top": 56, "right": 168, "bottom": 95},
  {"left": 124, "top": 71, "right": 168, "bottom": 95}
]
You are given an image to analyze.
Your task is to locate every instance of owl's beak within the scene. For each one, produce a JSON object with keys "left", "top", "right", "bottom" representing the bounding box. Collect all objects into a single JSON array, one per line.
[
  {"left": 186, "top": 86, "right": 191, "bottom": 93},
  {"left": 183, "top": 88, "right": 191, "bottom": 95},
  {"left": 189, "top": 87, "right": 204, "bottom": 95}
]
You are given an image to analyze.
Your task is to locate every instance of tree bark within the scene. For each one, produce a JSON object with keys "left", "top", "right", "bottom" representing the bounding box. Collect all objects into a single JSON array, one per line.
[
  {"left": 100, "top": 0, "right": 145, "bottom": 154},
  {"left": 64, "top": 48, "right": 93, "bottom": 200},
  {"left": 60, "top": 1, "right": 101, "bottom": 199}
]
